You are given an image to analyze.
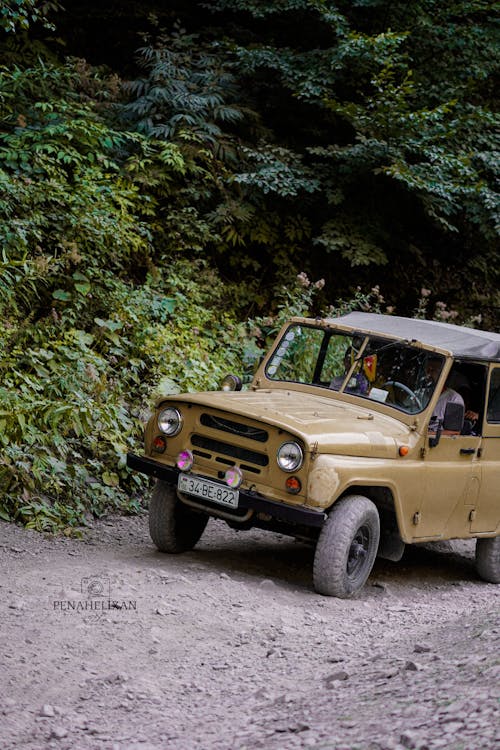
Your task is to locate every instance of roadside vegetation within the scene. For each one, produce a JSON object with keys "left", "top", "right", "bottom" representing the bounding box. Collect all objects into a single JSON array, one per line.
[{"left": 1, "top": 0, "right": 498, "bottom": 531}]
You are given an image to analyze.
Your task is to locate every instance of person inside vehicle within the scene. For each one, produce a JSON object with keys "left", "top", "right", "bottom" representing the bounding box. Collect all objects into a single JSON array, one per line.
[
  {"left": 447, "top": 368, "right": 481, "bottom": 429},
  {"left": 330, "top": 346, "right": 370, "bottom": 394},
  {"left": 426, "top": 356, "right": 464, "bottom": 433}
]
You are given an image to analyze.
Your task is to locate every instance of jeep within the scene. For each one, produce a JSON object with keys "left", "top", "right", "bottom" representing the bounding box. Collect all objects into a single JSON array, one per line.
[{"left": 127, "top": 312, "right": 500, "bottom": 597}]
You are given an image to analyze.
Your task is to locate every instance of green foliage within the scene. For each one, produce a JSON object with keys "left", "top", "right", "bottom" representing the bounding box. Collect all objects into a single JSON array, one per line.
[
  {"left": 313, "top": 215, "right": 389, "bottom": 266},
  {"left": 0, "top": 0, "right": 61, "bottom": 33},
  {"left": 120, "top": 3, "right": 499, "bottom": 316},
  {"left": 211, "top": 0, "right": 499, "bottom": 313},
  {"left": 0, "top": 65, "right": 151, "bottom": 279},
  {"left": 0, "top": 54, "right": 325, "bottom": 530},
  {"left": 0, "top": 59, "right": 213, "bottom": 530},
  {"left": 0, "top": 252, "right": 326, "bottom": 531},
  {"left": 232, "top": 145, "right": 320, "bottom": 197},
  {"left": 124, "top": 25, "right": 245, "bottom": 149},
  {"left": 122, "top": 27, "right": 325, "bottom": 289}
]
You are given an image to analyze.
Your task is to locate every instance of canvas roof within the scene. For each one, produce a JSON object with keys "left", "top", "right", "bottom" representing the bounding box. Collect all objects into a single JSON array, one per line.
[{"left": 325, "top": 312, "right": 500, "bottom": 362}]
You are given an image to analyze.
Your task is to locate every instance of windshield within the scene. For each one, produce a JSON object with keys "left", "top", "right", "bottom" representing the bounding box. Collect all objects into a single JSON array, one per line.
[{"left": 265, "top": 324, "right": 444, "bottom": 415}]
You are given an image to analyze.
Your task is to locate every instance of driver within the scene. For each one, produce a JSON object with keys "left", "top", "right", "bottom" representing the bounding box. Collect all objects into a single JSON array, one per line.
[{"left": 426, "top": 357, "right": 464, "bottom": 432}]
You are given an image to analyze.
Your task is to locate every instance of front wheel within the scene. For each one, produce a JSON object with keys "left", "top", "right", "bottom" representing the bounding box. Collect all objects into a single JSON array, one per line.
[
  {"left": 149, "top": 480, "right": 208, "bottom": 553},
  {"left": 475, "top": 536, "right": 500, "bottom": 583},
  {"left": 313, "top": 495, "right": 380, "bottom": 598}
]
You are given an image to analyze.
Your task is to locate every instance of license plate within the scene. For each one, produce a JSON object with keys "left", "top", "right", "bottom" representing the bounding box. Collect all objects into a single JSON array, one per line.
[{"left": 178, "top": 474, "right": 239, "bottom": 509}]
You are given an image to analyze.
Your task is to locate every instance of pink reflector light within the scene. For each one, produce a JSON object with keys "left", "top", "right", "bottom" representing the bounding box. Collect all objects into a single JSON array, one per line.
[
  {"left": 176, "top": 450, "right": 194, "bottom": 472},
  {"left": 225, "top": 466, "right": 243, "bottom": 489}
]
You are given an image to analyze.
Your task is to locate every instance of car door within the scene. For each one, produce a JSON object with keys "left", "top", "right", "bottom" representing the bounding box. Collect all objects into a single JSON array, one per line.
[
  {"left": 471, "top": 366, "right": 500, "bottom": 533},
  {"left": 413, "top": 361, "right": 487, "bottom": 539},
  {"left": 414, "top": 430, "right": 482, "bottom": 539}
]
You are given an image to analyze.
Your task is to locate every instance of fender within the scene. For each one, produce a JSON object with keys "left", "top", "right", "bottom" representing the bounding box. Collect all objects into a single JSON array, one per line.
[{"left": 307, "top": 453, "right": 420, "bottom": 542}]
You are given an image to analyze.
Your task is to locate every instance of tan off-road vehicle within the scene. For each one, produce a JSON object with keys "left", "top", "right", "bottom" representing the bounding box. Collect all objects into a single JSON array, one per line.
[{"left": 127, "top": 313, "right": 500, "bottom": 597}]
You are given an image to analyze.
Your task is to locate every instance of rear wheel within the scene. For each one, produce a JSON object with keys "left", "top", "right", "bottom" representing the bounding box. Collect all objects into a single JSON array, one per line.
[
  {"left": 475, "top": 536, "right": 500, "bottom": 583},
  {"left": 313, "top": 495, "right": 380, "bottom": 598},
  {"left": 149, "top": 480, "right": 208, "bottom": 553}
]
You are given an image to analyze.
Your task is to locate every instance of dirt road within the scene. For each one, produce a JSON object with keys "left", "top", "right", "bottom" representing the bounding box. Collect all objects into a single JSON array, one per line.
[{"left": 1, "top": 514, "right": 498, "bottom": 750}]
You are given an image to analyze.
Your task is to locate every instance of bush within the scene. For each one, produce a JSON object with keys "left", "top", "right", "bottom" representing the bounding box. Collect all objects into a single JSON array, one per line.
[{"left": 0, "top": 252, "right": 330, "bottom": 532}]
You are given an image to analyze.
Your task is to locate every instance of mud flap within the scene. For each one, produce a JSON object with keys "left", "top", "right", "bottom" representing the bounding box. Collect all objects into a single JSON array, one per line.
[{"left": 377, "top": 527, "right": 405, "bottom": 561}]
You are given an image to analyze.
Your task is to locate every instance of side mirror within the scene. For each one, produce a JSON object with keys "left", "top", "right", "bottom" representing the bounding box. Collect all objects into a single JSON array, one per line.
[
  {"left": 442, "top": 401, "right": 465, "bottom": 432},
  {"left": 429, "top": 401, "right": 464, "bottom": 448}
]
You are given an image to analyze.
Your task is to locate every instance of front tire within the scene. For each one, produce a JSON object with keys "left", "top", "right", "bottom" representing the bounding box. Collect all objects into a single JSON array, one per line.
[
  {"left": 313, "top": 495, "right": 380, "bottom": 598},
  {"left": 149, "top": 480, "right": 208, "bottom": 553},
  {"left": 475, "top": 536, "right": 500, "bottom": 583}
]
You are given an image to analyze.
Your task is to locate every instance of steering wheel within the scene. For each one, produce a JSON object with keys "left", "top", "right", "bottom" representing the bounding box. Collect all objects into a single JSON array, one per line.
[{"left": 382, "top": 380, "right": 422, "bottom": 410}]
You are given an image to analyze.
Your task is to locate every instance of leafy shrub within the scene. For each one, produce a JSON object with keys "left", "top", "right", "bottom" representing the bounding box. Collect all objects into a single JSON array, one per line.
[
  {"left": 0, "top": 0, "right": 61, "bottom": 33},
  {"left": 0, "top": 251, "right": 328, "bottom": 532}
]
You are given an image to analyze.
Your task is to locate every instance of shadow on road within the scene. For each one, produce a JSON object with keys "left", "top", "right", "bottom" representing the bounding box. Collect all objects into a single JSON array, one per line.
[{"left": 144, "top": 523, "right": 479, "bottom": 594}]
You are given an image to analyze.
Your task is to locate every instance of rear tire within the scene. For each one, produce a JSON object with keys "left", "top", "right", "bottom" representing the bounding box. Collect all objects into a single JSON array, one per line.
[
  {"left": 149, "top": 480, "right": 208, "bottom": 553},
  {"left": 475, "top": 536, "right": 500, "bottom": 583},
  {"left": 313, "top": 495, "right": 380, "bottom": 598}
]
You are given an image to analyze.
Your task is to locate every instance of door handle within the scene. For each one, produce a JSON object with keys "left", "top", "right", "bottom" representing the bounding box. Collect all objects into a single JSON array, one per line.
[{"left": 460, "top": 448, "right": 475, "bottom": 455}]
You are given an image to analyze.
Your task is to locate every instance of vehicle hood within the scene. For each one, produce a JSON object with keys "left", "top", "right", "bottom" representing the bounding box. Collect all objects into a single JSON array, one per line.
[{"left": 164, "top": 388, "right": 413, "bottom": 458}]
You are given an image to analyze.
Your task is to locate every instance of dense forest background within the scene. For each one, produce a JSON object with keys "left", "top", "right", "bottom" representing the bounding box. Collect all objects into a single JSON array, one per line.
[{"left": 1, "top": 0, "right": 498, "bottom": 530}]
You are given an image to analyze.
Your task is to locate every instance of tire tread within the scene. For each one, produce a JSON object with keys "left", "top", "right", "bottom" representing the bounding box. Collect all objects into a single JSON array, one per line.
[
  {"left": 475, "top": 536, "right": 500, "bottom": 584},
  {"left": 149, "top": 480, "right": 208, "bottom": 553},
  {"left": 313, "top": 495, "right": 380, "bottom": 598}
]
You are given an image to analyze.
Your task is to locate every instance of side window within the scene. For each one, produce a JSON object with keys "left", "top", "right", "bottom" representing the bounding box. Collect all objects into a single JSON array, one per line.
[
  {"left": 266, "top": 326, "right": 325, "bottom": 383},
  {"left": 487, "top": 368, "right": 500, "bottom": 423}
]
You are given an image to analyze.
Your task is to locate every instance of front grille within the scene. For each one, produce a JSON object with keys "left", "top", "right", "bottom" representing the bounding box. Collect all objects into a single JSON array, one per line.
[
  {"left": 191, "top": 434, "right": 269, "bottom": 467},
  {"left": 214, "top": 457, "right": 260, "bottom": 474},
  {"left": 200, "top": 413, "right": 268, "bottom": 443}
]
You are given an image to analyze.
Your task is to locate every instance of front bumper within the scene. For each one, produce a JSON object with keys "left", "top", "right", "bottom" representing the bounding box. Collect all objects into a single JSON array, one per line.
[{"left": 127, "top": 452, "right": 326, "bottom": 528}]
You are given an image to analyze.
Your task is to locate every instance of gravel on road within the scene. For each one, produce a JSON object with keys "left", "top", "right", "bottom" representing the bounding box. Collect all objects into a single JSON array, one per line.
[{"left": 1, "top": 514, "right": 498, "bottom": 750}]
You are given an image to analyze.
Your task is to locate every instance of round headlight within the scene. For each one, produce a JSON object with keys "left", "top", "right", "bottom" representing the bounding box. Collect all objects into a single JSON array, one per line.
[
  {"left": 221, "top": 374, "right": 243, "bottom": 392},
  {"left": 277, "top": 442, "right": 304, "bottom": 472},
  {"left": 157, "top": 407, "right": 183, "bottom": 436}
]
